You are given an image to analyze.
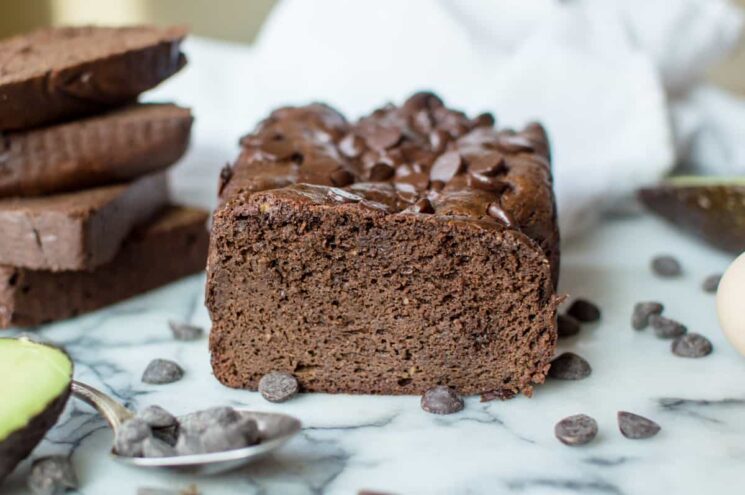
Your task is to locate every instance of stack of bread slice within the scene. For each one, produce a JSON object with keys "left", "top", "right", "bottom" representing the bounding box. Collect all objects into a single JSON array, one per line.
[{"left": 0, "top": 25, "right": 209, "bottom": 328}]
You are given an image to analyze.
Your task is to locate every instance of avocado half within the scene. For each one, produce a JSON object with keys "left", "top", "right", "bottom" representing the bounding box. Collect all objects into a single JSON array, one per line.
[
  {"left": 0, "top": 338, "right": 73, "bottom": 483},
  {"left": 639, "top": 177, "right": 745, "bottom": 253}
]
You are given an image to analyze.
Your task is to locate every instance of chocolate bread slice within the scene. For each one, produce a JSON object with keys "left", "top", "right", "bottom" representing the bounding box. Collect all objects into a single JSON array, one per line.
[
  {"left": 207, "top": 93, "right": 560, "bottom": 397},
  {"left": 0, "top": 25, "right": 187, "bottom": 131},
  {"left": 0, "top": 172, "right": 168, "bottom": 271},
  {"left": 0, "top": 104, "right": 192, "bottom": 197},
  {"left": 0, "top": 206, "right": 208, "bottom": 328}
]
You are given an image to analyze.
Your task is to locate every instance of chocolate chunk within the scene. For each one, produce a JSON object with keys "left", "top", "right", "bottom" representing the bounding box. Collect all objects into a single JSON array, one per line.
[
  {"left": 617, "top": 411, "right": 661, "bottom": 439},
  {"left": 421, "top": 386, "right": 464, "bottom": 415},
  {"left": 168, "top": 321, "right": 204, "bottom": 341},
  {"left": 487, "top": 203, "right": 513, "bottom": 227},
  {"left": 651, "top": 255, "right": 682, "bottom": 277},
  {"left": 631, "top": 301, "right": 664, "bottom": 330},
  {"left": 548, "top": 352, "right": 592, "bottom": 380},
  {"left": 702, "top": 274, "right": 722, "bottom": 293},
  {"left": 410, "top": 198, "right": 435, "bottom": 214},
  {"left": 430, "top": 151, "right": 463, "bottom": 183},
  {"left": 258, "top": 372, "right": 299, "bottom": 403},
  {"left": 649, "top": 314, "right": 687, "bottom": 339},
  {"left": 567, "top": 299, "right": 601, "bottom": 322},
  {"left": 142, "top": 436, "right": 177, "bottom": 458},
  {"left": 557, "top": 314, "right": 581, "bottom": 338},
  {"left": 330, "top": 169, "right": 355, "bottom": 187},
  {"left": 142, "top": 359, "right": 184, "bottom": 385},
  {"left": 554, "top": 414, "right": 598, "bottom": 446},
  {"left": 368, "top": 163, "right": 395, "bottom": 181},
  {"left": 114, "top": 418, "right": 151, "bottom": 457},
  {"left": 496, "top": 135, "right": 534, "bottom": 153},
  {"left": 672, "top": 333, "right": 713, "bottom": 358},
  {"left": 27, "top": 456, "right": 78, "bottom": 495},
  {"left": 137, "top": 405, "right": 177, "bottom": 429}
]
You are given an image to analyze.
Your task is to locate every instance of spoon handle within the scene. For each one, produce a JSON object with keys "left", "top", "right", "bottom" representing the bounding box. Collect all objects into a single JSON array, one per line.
[{"left": 71, "top": 380, "right": 134, "bottom": 431}]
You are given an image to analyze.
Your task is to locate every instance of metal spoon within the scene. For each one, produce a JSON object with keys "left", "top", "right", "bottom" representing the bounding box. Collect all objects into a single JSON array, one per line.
[{"left": 71, "top": 381, "right": 301, "bottom": 475}]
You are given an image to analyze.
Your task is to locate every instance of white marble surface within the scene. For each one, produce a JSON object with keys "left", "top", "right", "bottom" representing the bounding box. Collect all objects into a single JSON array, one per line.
[{"left": 3, "top": 210, "right": 744, "bottom": 495}]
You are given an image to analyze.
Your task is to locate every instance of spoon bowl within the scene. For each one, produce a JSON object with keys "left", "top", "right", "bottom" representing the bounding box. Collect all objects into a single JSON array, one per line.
[{"left": 71, "top": 381, "right": 301, "bottom": 475}]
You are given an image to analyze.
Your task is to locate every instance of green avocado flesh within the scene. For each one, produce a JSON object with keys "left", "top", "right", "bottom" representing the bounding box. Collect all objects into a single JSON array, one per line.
[{"left": 0, "top": 338, "right": 73, "bottom": 482}]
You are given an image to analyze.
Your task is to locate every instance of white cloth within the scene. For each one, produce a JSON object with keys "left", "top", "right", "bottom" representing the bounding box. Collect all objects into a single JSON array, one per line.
[{"left": 150, "top": 0, "right": 745, "bottom": 238}]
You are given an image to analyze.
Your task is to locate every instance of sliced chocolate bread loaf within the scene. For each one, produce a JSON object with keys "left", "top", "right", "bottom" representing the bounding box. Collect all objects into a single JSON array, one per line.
[{"left": 0, "top": 25, "right": 187, "bottom": 131}]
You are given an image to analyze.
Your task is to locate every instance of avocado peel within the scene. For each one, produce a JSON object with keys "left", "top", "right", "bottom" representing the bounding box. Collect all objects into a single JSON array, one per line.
[
  {"left": 639, "top": 178, "right": 745, "bottom": 253},
  {"left": 0, "top": 337, "right": 73, "bottom": 483}
]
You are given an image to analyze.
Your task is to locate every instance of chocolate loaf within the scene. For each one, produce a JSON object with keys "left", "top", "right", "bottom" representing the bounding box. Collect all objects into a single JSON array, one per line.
[
  {"left": 0, "top": 25, "right": 187, "bottom": 131},
  {"left": 0, "top": 104, "right": 192, "bottom": 197},
  {"left": 207, "top": 92, "right": 560, "bottom": 397},
  {"left": 0, "top": 206, "right": 209, "bottom": 328},
  {"left": 0, "top": 172, "right": 168, "bottom": 271}
]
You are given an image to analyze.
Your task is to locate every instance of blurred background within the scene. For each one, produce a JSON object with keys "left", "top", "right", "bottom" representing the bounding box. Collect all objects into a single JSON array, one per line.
[{"left": 1, "top": 0, "right": 744, "bottom": 95}]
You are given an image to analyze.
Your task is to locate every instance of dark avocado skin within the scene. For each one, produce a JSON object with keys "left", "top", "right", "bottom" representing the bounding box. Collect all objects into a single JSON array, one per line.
[
  {"left": 639, "top": 184, "right": 745, "bottom": 253},
  {"left": 0, "top": 382, "right": 71, "bottom": 483}
]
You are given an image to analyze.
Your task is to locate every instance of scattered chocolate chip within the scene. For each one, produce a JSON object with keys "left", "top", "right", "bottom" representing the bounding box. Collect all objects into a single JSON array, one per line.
[
  {"left": 114, "top": 418, "right": 151, "bottom": 457},
  {"left": 554, "top": 414, "right": 598, "bottom": 446},
  {"left": 142, "top": 436, "right": 177, "bottom": 458},
  {"left": 168, "top": 321, "right": 204, "bottom": 341},
  {"left": 486, "top": 203, "right": 513, "bottom": 226},
  {"left": 258, "top": 372, "right": 299, "bottom": 403},
  {"left": 617, "top": 411, "right": 661, "bottom": 439},
  {"left": 27, "top": 456, "right": 78, "bottom": 495},
  {"left": 411, "top": 198, "right": 435, "bottom": 214},
  {"left": 368, "top": 162, "right": 395, "bottom": 181},
  {"left": 137, "top": 405, "right": 177, "bottom": 429},
  {"left": 480, "top": 388, "right": 516, "bottom": 402},
  {"left": 142, "top": 359, "right": 184, "bottom": 385},
  {"left": 430, "top": 151, "right": 463, "bottom": 183},
  {"left": 631, "top": 301, "right": 664, "bottom": 330},
  {"left": 702, "top": 274, "right": 722, "bottom": 293},
  {"left": 330, "top": 169, "right": 355, "bottom": 187},
  {"left": 566, "top": 299, "right": 601, "bottom": 323},
  {"left": 557, "top": 314, "right": 581, "bottom": 338},
  {"left": 421, "top": 385, "right": 464, "bottom": 415},
  {"left": 672, "top": 333, "right": 713, "bottom": 358},
  {"left": 548, "top": 352, "right": 592, "bottom": 380},
  {"left": 651, "top": 255, "right": 682, "bottom": 277},
  {"left": 649, "top": 314, "right": 687, "bottom": 339}
]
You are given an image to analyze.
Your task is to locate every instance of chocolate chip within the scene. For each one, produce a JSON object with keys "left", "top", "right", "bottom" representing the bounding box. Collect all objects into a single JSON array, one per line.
[
  {"left": 115, "top": 418, "right": 151, "bottom": 456},
  {"left": 217, "top": 163, "right": 233, "bottom": 196},
  {"left": 137, "top": 405, "right": 177, "bottom": 429},
  {"left": 411, "top": 198, "right": 435, "bottom": 214},
  {"left": 365, "top": 126, "right": 402, "bottom": 150},
  {"left": 472, "top": 112, "right": 495, "bottom": 128},
  {"left": 430, "top": 179, "right": 445, "bottom": 192},
  {"left": 467, "top": 173, "right": 509, "bottom": 192},
  {"left": 394, "top": 172, "right": 429, "bottom": 193},
  {"left": 468, "top": 152, "right": 506, "bottom": 176},
  {"left": 258, "top": 372, "right": 299, "bottom": 403},
  {"left": 330, "top": 169, "right": 355, "bottom": 187},
  {"left": 421, "top": 385, "right": 464, "bottom": 415},
  {"left": 339, "top": 133, "right": 365, "bottom": 158},
  {"left": 617, "top": 411, "right": 661, "bottom": 439},
  {"left": 168, "top": 321, "right": 204, "bottom": 341},
  {"left": 672, "top": 333, "right": 713, "bottom": 358},
  {"left": 649, "top": 314, "right": 687, "bottom": 339},
  {"left": 260, "top": 133, "right": 295, "bottom": 159},
  {"left": 142, "top": 359, "right": 184, "bottom": 385},
  {"left": 651, "top": 255, "right": 682, "bottom": 277},
  {"left": 200, "top": 418, "right": 259, "bottom": 453},
  {"left": 496, "top": 135, "right": 534, "bottom": 153},
  {"left": 429, "top": 129, "right": 450, "bottom": 153},
  {"left": 557, "top": 314, "right": 581, "bottom": 338},
  {"left": 368, "top": 162, "right": 395, "bottom": 181},
  {"left": 554, "top": 414, "right": 598, "bottom": 446},
  {"left": 702, "top": 274, "right": 722, "bottom": 293},
  {"left": 480, "top": 388, "right": 516, "bottom": 402},
  {"left": 631, "top": 301, "right": 664, "bottom": 330},
  {"left": 142, "top": 436, "right": 177, "bottom": 458},
  {"left": 548, "top": 352, "right": 592, "bottom": 380},
  {"left": 430, "top": 151, "right": 463, "bottom": 183},
  {"left": 27, "top": 456, "right": 78, "bottom": 495},
  {"left": 567, "top": 299, "right": 601, "bottom": 322},
  {"left": 487, "top": 203, "right": 513, "bottom": 227}
]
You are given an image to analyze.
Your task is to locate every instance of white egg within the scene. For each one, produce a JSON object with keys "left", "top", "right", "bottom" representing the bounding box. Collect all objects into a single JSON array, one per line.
[{"left": 717, "top": 251, "right": 745, "bottom": 356}]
